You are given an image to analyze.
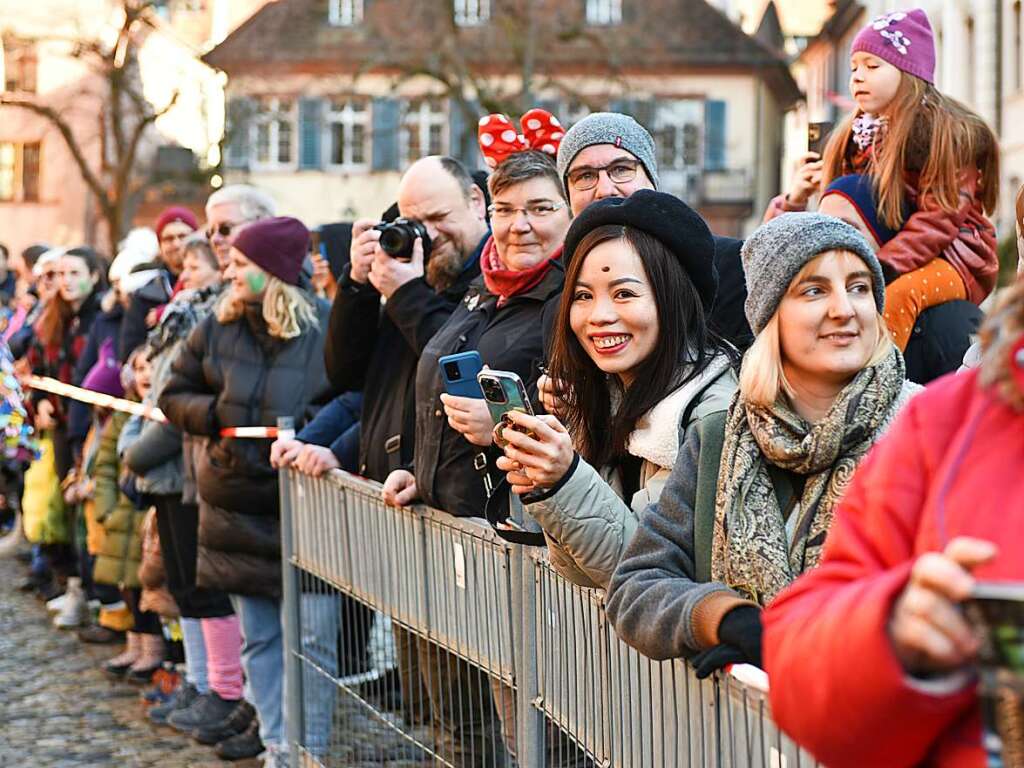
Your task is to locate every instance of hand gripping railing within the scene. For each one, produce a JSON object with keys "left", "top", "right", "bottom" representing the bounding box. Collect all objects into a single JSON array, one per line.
[{"left": 279, "top": 468, "right": 820, "bottom": 768}]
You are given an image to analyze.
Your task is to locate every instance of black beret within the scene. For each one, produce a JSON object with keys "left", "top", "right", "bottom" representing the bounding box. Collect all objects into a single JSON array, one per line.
[{"left": 562, "top": 189, "right": 719, "bottom": 310}]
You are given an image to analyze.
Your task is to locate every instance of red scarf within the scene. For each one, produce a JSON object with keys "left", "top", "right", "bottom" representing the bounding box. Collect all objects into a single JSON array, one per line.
[{"left": 479, "top": 236, "right": 561, "bottom": 307}]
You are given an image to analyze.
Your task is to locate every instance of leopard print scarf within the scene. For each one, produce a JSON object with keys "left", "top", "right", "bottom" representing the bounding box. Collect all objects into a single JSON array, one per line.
[{"left": 711, "top": 348, "right": 906, "bottom": 605}]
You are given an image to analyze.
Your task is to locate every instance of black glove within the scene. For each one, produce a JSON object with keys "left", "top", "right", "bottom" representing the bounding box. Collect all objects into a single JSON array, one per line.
[
  {"left": 691, "top": 644, "right": 746, "bottom": 679},
  {"left": 717, "top": 604, "right": 763, "bottom": 668}
]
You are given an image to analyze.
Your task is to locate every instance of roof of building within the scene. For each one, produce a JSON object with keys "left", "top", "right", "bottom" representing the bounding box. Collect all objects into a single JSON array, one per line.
[{"left": 204, "top": 0, "right": 800, "bottom": 105}]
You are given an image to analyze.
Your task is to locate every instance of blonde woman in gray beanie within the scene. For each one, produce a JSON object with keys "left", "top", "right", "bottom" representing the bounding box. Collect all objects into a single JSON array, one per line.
[{"left": 605, "top": 212, "right": 919, "bottom": 679}]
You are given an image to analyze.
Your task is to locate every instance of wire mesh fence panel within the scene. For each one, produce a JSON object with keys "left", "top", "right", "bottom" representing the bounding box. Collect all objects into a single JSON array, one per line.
[
  {"left": 281, "top": 469, "right": 821, "bottom": 768},
  {"left": 421, "top": 515, "right": 517, "bottom": 683}
]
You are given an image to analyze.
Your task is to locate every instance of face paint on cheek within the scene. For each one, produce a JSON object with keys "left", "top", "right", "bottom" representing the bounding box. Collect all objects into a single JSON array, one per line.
[
  {"left": 245, "top": 271, "right": 267, "bottom": 294},
  {"left": 77, "top": 278, "right": 91, "bottom": 294}
]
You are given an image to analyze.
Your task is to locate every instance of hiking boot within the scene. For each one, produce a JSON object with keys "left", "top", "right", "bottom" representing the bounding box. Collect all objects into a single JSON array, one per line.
[
  {"left": 214, "top": 719, "right": 264, "bottom": 761},
  {"left": 167, "top": 691, "right": 239, "bottom": 734},
  {"left": 77, "top": 624, "right": 124, "bottom": 644},
  {"left": 147, "top": 683, "right": 199, "bottom": 726},
  {"left": 192, "top": 699, "right": 256, "bottom": 744},
  {"left": 53, "top": 578, "right": 89, "bottom": 629}
]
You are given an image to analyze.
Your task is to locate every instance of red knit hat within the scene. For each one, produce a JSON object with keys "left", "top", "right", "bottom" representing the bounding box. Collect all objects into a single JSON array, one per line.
[
  {"left": 154, "top": 206, "right": 198, "bottom": 239},
  {"left": 232, "top": 216, "right": 309, "bottom": 286}
]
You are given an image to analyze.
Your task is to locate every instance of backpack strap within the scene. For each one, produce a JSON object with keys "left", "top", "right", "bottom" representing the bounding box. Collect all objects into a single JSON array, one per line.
[{"left": 693, "top": 411, "right": 728, "bottom": 584}]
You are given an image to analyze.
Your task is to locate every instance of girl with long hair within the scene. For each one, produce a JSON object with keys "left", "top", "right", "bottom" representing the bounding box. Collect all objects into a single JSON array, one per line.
[
  {"left": 159, "top": 217, "right": 332, "bottom": 767},
  {"left": 494, "top": 190, "right": 738, "bottom": 590},
  {"left": 769, "top": 8, "right": 998, "bottom": 352}
]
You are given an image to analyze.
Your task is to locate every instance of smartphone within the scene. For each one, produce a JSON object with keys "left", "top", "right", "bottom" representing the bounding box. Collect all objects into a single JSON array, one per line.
[
  {"left": 439, "top": 351, "right": 484, "bottom": 399},
  {"left": 807, "top": 121, "right": 833, "bottom": 156},
  {"left": 477, "top": 369, "right": 534, "bottom": 426}
]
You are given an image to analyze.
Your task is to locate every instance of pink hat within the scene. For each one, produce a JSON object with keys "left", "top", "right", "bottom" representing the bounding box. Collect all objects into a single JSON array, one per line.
[{"left": 851, "top": 8, "right": 935, "bottom": 85}]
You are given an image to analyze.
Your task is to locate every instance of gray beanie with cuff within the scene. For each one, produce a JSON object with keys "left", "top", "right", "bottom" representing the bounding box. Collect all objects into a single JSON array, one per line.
[
  {"left": 556, "top": 112, "right": 659, "bottom": 191},
  {"left": 741, "top": 212, "right": 886, "bottom": 335}
]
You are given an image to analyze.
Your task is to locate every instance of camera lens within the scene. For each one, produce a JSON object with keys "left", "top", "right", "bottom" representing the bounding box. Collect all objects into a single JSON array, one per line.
[
  {"left": 480, "top": 377, "right": 506, "bottom": 404},
  {"left": 443, "top": 362, "right": 461, "bottom": 381},
  {"left": 379, "top": 225, "right": 411, "bottom": 258}
]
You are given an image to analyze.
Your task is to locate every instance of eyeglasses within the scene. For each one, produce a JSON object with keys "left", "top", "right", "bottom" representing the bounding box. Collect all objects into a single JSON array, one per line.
[
  {"left": 566, "top": 159, "right": 640, "bottom": 191},
  {"left": 160, "top": 231, "right": 191, "bottom": 244},
  {"left": 487, "top": 201, "right": 567, "bottom": 221},
  {"left": 205, "top": 220, "right": 241, "bottom": 239}
]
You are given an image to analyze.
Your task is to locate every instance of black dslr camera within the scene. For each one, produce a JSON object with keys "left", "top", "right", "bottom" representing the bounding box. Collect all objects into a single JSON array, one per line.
[{"left": 374, "top": 218, "right": 432, "bottom": 261}]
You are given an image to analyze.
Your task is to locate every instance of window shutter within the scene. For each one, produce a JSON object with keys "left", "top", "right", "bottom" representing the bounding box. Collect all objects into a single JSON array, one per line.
[
  {"left": 371, "top": 97, "right": 401, "bottom": 171},
  {"left": 704, "top": 99, "right": 727, "bottom": 171},
  {"left": 449, "top": 97, "right": 481, "bottom": 169},
  {"left": 224, "top": 97, "right": 255, "bottom": 169},
  {"left": 299, "top": 97, "right": 324, "bottom": 169}
]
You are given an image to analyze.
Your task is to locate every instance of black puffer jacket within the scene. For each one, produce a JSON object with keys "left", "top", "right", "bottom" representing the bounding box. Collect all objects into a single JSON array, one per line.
[
  {"left": 158, "top": 298, "right": 332, "bottom": 598},
  {"left": 325, "top": 237, "right": 485, "bottom": 483},
  {"left": 415, "top": 264, "right": 564, "bottom": 518}
]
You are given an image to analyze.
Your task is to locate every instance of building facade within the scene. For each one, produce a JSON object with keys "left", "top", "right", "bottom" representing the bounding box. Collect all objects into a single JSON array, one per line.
[
  {"left": 0, "top": 0, "right": 264, "bottom": 257},
  {"left": 205, "top": 0, "right": 799, "bottom": 236}
]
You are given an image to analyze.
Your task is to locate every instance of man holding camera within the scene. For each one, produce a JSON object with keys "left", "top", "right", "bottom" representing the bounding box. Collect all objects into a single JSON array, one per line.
[{"left": 325, "top": 156, "right": 489, "bottom": 486}]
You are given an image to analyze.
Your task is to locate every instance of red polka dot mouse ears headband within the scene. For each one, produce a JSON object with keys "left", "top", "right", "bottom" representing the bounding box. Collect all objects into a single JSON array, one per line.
[{"left": 477, "top": 108, "right": 565, "bottom": 169}]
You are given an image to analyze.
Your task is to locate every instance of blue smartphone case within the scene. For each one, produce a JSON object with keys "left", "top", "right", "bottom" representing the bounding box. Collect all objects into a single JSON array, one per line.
[{"left": 439, "top": 352, "right": 485, "bottom": 399}]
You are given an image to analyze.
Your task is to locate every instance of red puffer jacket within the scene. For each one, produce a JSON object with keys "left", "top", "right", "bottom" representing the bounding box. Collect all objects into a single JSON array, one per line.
[{"left": 762, "top": 365, "right": 1024, "bottom": 768}]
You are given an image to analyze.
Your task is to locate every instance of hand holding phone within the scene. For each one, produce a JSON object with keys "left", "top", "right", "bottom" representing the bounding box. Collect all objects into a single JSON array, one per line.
[{"left": 439, "top": 352, "right": 484, "bottom": 399}]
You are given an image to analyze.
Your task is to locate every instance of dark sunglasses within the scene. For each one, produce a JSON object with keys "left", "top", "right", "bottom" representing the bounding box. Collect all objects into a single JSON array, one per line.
[{"left": 205, "top": 221, "right": 239, "bottom": 239}]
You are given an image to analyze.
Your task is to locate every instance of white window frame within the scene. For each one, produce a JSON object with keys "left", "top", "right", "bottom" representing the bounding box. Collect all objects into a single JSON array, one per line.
[
  {"left": 454, "top": 0, "right": 489, "bottom": 26},
  {"left": 0, "top": 141, "right": 41, "bottom": 203},
  {"left": 401, "top": 98, "right": 448, "bottom": 165},
  {"left": 652, "top": 99, "right": 704, "bottom": 203},
  {"left": 328, "top": 0, "right": 363, "bottom": 26},
  {"left": 586, "top": 0, "right": 622, "bottom": 25},
  {"left": 250, "top": 97, "right": 297, "bottom": 170},
  {"left": 325, "top": 98, "right": 371, "bottom": 171}
]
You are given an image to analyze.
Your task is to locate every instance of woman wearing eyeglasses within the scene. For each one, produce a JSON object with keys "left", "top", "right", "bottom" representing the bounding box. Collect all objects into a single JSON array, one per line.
[{"left": 382, "top": 118, "right": 572, "bottom": 517}]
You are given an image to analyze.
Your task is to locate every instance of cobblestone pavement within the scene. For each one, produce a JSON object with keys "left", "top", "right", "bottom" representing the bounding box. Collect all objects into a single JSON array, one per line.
[{"left": 0, "top": 555, "right": 248, "bottom": 768}]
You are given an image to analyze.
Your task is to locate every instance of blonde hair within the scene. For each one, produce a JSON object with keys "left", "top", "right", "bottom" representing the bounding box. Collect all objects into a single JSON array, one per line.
[
  {"left": 740, "top": 254, "right": 893, "bottom": 407},
  {"left": 215, "top": 276, "right": 318, "bottom": 340},
  {"left": 821, "top": 73, "right": 999, "bottom": 229}
]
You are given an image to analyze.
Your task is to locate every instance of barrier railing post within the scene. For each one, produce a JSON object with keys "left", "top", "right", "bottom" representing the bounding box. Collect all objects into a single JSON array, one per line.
[
  {"left": 511, "top": 498, "right": 545, "bottom": 766},
  {"left": 279, "top": 465, "right": 304, "bottom": 767}
]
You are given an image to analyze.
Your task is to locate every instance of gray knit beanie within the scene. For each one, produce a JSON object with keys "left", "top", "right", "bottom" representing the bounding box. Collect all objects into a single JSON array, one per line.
[
  {"left": 556, "top": 112, "right": 659, "bottom": 191},
  {"left": 741, "top": 213, "right": 886, "bottom": 334}
]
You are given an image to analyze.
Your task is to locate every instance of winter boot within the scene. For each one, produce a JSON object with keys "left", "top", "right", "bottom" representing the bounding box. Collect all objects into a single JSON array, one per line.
[
  {"left": 53, "top": 578, "right": 89, "bottom": 629},
  {"left": 167, "top": 690, "right": 240, "bottom": 734},
  {"left": 103, "top": 632, "right": 141, "bottom": 677},
  {"left": 193, "top": 698, "right": 256, "bottom": 744},
  {"left": 126, "top": 633, "right": 166, "bottom": 684},
  {"left": 214, "top": 719, "right": 264, "bottom": 761},
  {"left": 147, "top": 682, "right": 199, "bottom": 725}
]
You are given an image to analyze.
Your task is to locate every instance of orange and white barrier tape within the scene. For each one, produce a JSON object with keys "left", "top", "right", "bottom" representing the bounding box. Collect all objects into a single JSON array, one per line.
[{"left": 26, "top": 375, "right": 279, "bottom": 439}]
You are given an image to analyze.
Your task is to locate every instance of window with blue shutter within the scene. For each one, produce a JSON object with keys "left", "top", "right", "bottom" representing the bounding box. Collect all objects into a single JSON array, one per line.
[
  {"left": 299, "top": 97, "right": 324, "bottom": 170},
  {"left": 704, "top": 100, "right": 726, "bottom": 171},
  {"left": 449, "top": 97, "right": 481, "bottom": 169},
  {"left": 371, "top": 97, "right": 401, "bottom": 171}
]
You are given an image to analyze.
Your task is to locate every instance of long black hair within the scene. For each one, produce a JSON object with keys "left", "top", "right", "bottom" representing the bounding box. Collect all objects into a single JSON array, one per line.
[{"left": 548, "top": 224, "right": 733, "bottom": 467}]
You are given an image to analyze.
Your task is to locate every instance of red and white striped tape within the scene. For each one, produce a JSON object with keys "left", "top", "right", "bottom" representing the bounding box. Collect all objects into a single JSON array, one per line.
[{"left": 26, "top": 376, "right": 278, "bottom": 439}]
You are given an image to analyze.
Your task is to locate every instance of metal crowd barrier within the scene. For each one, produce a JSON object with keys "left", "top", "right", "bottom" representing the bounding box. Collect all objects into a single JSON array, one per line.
[{"left": 280, "top": 468, "right": 821, "bottom": 768}]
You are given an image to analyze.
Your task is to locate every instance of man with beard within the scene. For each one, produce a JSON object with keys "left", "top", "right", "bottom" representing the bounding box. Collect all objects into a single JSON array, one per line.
[
  {"left": 319, "top": 156, "right": 498, "bottom": 765},
  {"left": 324, "top": 155, "right": 489, "bottom": 483}
]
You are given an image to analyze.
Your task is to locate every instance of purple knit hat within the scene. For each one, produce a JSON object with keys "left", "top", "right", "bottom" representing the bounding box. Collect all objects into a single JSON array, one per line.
[
  {"left": 232, "top": 216, "right": 309, "bottom": 286},
  {"left": 81, "top": 338, "right": 124, "bottom": 398},
  {"left": 851, "top": 8, "right": 935, "bottom": 85}
]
